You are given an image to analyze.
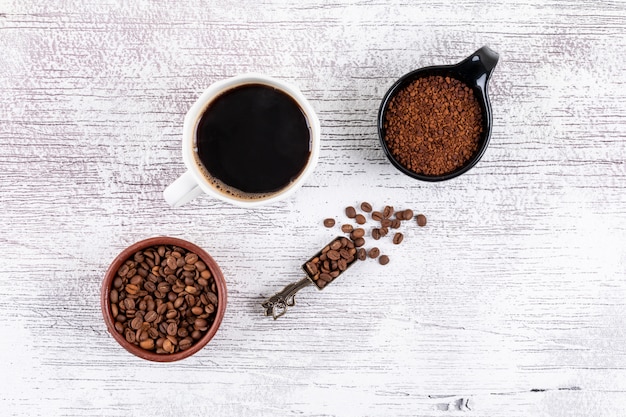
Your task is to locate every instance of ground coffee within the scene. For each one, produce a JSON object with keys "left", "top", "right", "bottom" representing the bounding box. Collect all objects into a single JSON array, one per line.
[{"left": 383, "top": 75, "right": 483, "bottom": 176}]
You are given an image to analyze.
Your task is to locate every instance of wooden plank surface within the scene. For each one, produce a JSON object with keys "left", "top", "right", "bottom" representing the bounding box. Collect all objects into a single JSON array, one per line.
[{"left": 1, "top": 1, "right": 625, "bottom": 416}]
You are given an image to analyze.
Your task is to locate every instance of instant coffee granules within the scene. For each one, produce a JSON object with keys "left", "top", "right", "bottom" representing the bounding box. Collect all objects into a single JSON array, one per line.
[
  {"left": 109, "top": 245, "right": 219, "bottom": 354},
  {"left": 383, "top": 75, "right": 483, "bottom": 176}
]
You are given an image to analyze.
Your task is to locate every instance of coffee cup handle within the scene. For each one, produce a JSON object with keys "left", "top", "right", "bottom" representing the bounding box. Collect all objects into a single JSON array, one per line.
[{"left": 163, "top": 170, "right": 204, "bottom": 207}]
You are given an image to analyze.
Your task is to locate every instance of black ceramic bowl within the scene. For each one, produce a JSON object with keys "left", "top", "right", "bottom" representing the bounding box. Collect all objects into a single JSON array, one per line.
[{"left": 378, "top": 46, "right": 499, "bottom": 181}]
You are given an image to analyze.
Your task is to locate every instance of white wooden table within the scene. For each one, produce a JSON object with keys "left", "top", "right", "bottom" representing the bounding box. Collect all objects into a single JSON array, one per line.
[{"left": 1, "top": 1, "right": 625, "bottom": 416}]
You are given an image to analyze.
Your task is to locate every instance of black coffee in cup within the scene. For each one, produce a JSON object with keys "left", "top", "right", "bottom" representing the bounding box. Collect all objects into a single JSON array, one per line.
[{"left": 194, "top": 84, "right": 312, "bottom": 199}]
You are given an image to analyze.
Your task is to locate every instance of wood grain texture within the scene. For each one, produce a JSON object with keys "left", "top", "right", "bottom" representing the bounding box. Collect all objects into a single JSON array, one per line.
[{"left": 1, "top": 0, "right": 625, "bottom": 416}]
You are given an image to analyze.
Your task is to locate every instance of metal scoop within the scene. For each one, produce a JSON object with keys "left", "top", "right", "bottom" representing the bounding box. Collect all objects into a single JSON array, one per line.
[{"left": 262, "top": 236, "right": 358, "bottom": 319}]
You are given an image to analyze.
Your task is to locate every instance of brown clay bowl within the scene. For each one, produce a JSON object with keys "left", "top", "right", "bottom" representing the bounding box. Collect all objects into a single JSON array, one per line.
[{"left": 101, "top": 236, "right": 227, "bottom": 362}]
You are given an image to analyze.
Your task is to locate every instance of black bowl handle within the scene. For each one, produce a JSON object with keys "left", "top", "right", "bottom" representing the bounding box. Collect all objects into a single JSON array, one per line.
[{"left": 456, "top": 46, "right": 499, "bottom": 89}]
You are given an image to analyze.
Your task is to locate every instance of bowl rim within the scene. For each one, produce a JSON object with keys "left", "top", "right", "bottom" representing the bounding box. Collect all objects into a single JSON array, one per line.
[
  {"left": 377, "top": 65, "right": 493, "bottom": 182},
  {"left": 100, "top": 236, "right": 227, "bottom": 362}
]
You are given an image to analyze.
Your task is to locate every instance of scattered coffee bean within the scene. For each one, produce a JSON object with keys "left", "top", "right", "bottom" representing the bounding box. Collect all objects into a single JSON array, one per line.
[
  {"left": 341, "top": 224, "right": 354, "bottom": 233},
  {"left": 323, "top": 218, "right": 336, "bottom": 227},
  {"left": 108, "top": 245, "right": 219, "bottom": 355},
  {"left": 351, "top": 228, "right": 365, "bottom": 239},
  {"left": 323, "top": 203, "right": 428, "bottom": 270}
]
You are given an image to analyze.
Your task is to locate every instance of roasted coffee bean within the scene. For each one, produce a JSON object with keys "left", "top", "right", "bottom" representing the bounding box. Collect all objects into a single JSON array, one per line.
[
  {"left": 130, "top": 316, "right": 143, "bottom": 330},
  {"left": 113, "top": 276, "right": 123, "bottom": 289},
  {"left": 166, "top": 323, "right": 178, "bottom": 336},
  {"left": 319, "top": 273, "right": 332, "bottom": 282},
  {"left": 416, "top": 214, "right": 427, "bottom": 227},
  {"left": 166, "top": 257, "right": 177, "bottom": 270},
  {"left": 125, "top": 328, "right": 136, "bottom": 343},
  {"left": 140, "top": 339, "right": 155, "bottom": 350},
  {"left": 390, "top": 219, "right": 401, "bottom": 229},
  {"left": 357, "top": 248, "right": 367, "bottom": 261},
  {"left": 305, "top": 261, "right": 318, "bottom": 276},
  {"left": 351, "top": 228, "right": 365, "bottom": 239},
  {"left": 323, "top": 218, "right": 336, "bottom": 227},
  {"left": 353, "top": 237, "right": 365, "bottom": 247},
  {"left": 162, "top": 338, "right": 175, "bottom": 354},
  {"left": 194, "top": 318, "right": 208, "bottom": 331},
  {"left": 371, "top": 211, "right": 383, "bottom": 221},
  {"left": 327, "top": 250, "right": 341, "bottom": 261},
  {"left": 114, "top": 321, "right": 124, "bottom": 334},
  {"left": 383, "top": 205, "right": 394, "bottom": 218},
  {"left": 179, "top": 337, "right": 194, "bottom": 351},
  {"left": 345, "top": 206, "right": 357, "bottom": 218},
  {"left": 368, "top": 247, "right": 380, "bottom": 258},
  {"left": 360, "top": 202, "right": 372, "bottom": 212},
  {"left": 379, "top": 255, "right": 390, "bottom": 265},
  {"left": 184, "top": 253, "right": 198, "bottom": 265},
  {"left": 109, "top": 244, "right": 218, "bottom": 355},
  {"left": 125, "top": 284, "right": 139, "bottom": 295},
  {"left": 341, "top": 224, "right": 354, "bottom": 233},
  {"left": 393, "top": 232, "right": 404, "bottom": 244},
  {"left": 123, "top": 298, "right": 135, "bottom": 310},
  {"left": 118, "top": 264, "right": 130, "bottom": 278},
  {"left": 381, "top": 219, "right": 392, "bottom": 228},
  {"left": 330, "top": 240, "right": 342, "bottom": 250},
  {"left": 144, "top": 281, "right": 157, "bottom": 292},
  {"left": 371, "top": 228, "right": 381, "bottom": 240},
  {"left": 403, "top": 209, "right": 414, "bottom": 220},
  {"left": 144, "top": 310, "right": 158, "bottom": 323},
  {"left": 379, "top": 227, "right": 389, "bottom": 237},
  {"left": 173, "top": 297, "right": 185, "bottom": 309}
]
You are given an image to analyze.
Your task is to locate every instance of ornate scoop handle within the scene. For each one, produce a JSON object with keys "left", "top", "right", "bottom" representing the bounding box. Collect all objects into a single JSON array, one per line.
[{"left": 262, "top": 277, "right": 312, "bottom": 319}]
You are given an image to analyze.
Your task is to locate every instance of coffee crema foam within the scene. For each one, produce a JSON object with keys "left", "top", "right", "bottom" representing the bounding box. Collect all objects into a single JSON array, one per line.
[{"left": 192, "top": 153, "right": 290, "bottom": 201}]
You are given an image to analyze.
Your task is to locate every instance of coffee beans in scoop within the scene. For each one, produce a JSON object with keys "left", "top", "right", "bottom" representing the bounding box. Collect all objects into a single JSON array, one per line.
[
  {"left": 304, "top": 237, "right": 358, "bottom": 289},
  {"left": 109, "top": 245, "right": 219, "bottom": 355}
]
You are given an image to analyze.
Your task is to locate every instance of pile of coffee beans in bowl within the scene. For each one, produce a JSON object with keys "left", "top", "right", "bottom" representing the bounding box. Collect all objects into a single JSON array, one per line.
[{"left": 101, "top": 237, "right": 226, "bottom": 362}]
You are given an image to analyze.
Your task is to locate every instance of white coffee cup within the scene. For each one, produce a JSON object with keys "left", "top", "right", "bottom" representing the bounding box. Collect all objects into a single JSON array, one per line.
[{"left": 163, "top": 74, "right": 320, "bottom": 208}]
